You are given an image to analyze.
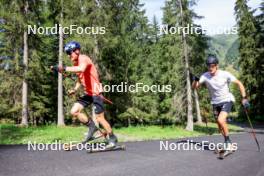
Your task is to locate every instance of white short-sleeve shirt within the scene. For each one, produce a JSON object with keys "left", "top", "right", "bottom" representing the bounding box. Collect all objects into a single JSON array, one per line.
[{"left": 199, "top": 70, "right": 237, "bottom": 105}]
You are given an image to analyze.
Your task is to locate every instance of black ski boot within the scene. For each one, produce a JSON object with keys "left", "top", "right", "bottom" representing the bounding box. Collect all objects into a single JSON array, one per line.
[
  {"left": 82, "top": 120, "right": 98, "bottom": 143},
  {"left": 106, "top": 133, "right": 118, "bottom": 148}
]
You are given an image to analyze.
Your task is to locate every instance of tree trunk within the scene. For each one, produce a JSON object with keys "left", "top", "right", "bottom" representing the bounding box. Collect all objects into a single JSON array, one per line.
[
  {"left": 21, "top": 1, "right": 29, "bottom": 126},
  {"left": 93, "top": 35, "right": 99, "bottom": 62},
  {"left": 92, "top": 35, "right": 101, "bottom": 72},
  {"left": 194, "top": 89, "right": 202, "bottom": 124},
  {"left": 127, "top": 117, "right": 131, "bottom": 127},
  {"left": 178, "top": 0, "right": 193, "bottom": 131},
  {"left": 184, "top": 44, "right": 193, "bottom": 131},
  {"left": 57, "top": 7, "right": 65, "bottom": 126}
]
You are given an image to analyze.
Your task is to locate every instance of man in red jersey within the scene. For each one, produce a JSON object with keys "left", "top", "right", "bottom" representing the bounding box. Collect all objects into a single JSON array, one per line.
[{"left": 52, "top": 41, "right": 117, "bottom": 147}]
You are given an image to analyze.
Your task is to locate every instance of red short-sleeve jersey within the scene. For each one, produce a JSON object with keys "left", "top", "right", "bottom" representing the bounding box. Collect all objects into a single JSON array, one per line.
[{"left": 75, "top": 56, "right": 102, "bottom": 96}]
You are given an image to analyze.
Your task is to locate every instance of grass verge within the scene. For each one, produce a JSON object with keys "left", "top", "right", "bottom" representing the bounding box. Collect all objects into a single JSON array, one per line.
[{"left": 0, "top": 123, "right": 243, "bottom": 144}]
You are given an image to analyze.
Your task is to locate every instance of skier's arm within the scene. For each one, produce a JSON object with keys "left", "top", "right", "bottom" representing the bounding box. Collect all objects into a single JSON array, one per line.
[
  {"left": 74, "top": 78, "right": 81, "bottom": 91},
  {"left": 68, "top": 78, "right": 81, "bottom": 95},
  {"left": 65, "top": 55, "right": 90, "bottom": 73},
  {"left": 233, "top": 79, "right": 246, "bottom": 98},
  {"left": 65, "top": 63, "right": 88, "bottom": 73},
  {"left": 51, "top": 56, "right": 90, "bottom": 73},
  {"left": 233, "top": 79, "right": 250, "bottom": 108},
  {"left": 227, "top": 71, "right": 247, "bottom": 98}
]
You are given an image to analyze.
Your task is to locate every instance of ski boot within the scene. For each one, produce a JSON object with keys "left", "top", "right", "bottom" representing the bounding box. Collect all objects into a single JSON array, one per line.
[{"left": 82, "top": 119, "right": 98, "bottom": 144}]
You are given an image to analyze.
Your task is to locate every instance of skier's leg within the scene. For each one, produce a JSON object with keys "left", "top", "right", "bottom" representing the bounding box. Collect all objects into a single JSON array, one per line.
[
  {"left": 70, "top": 103, "right": 88, "bottom": 123},
  {"left": 213, "top": 106, "right": 224, "bottom": 135},
  {"left": 217, "top": 122, "right": 224, "bottom": 136},
  {"left": 217, "top": 111, "right": 229, "bottom": 139},
  {"left": 95, "top": 112, "right": 118, "bottom": 146},
  {"left": 217, "top": 102, "right": 233, "bottom": 150},
  {"left": 93, "top": 96, "right": 118, "bottom": 146},
  {"left": 70, "top": 102, "right": 98, "bottom": 143}
]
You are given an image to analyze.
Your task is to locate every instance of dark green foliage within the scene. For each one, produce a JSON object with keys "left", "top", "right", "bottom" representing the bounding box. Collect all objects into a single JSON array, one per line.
[
  {"left": 235, "top": 0, "right": 264, "bottom": 119},
  {"left": 2, "top": 0, "right": 262, "bottom": 126},
  {"left": 207, "top": 34, "right": 239, "bottom": 67},
  {"left": 225, "top": 39, "right": 239, "bottom": 68}
]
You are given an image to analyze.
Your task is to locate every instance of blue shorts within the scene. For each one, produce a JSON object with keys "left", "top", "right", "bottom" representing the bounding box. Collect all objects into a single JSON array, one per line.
[
  {"left": 212, "top": 101, "right": 233, "bottom": 119},
  {"left": 77, "top": 94, "right": 104, "bottom": 114}
]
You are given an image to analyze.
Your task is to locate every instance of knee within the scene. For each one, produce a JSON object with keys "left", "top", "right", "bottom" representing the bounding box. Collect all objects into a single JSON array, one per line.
[
  {"left": 95, "top": 113, "right": 104, "bottom": 121},
  {"left": 217, "top": 118, "right": 225, "bottom": 125},
  {"left": 70, "top": 108, "right": 80, "bottom": 117}
]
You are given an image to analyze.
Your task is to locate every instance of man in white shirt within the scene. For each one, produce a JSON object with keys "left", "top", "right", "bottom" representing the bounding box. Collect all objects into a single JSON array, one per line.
[{"left": 192, "top": 55, "right": 249, "bottom": 148}]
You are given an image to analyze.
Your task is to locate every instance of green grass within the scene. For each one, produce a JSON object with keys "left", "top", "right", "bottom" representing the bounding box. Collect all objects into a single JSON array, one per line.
[
  {"left": 0, "top": 123, "right": 243, "bottom": 144},
  {"left": 115, "top": 123, "right": 243, "bottom": 141},
  {"left": 0, "top": 124, "right": 87, "bottom": 144}
]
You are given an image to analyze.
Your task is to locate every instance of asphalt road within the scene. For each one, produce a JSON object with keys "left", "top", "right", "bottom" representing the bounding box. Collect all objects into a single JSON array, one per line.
[{"left": 1, "top": 132, "right": 263, "bottom": 176}]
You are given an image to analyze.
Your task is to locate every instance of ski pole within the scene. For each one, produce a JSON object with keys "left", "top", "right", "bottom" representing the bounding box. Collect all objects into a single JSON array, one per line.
[
  {"left": 244, "top": 108, "right": 261, "bottom": 152},
  {"left": 203, "top": 115, "right": 210, "bottom": 135}
]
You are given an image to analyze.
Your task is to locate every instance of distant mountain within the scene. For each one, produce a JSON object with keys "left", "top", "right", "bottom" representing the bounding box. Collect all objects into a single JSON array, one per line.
[{"left": 207, "top": 34, "right": 239, "bottom": 68}]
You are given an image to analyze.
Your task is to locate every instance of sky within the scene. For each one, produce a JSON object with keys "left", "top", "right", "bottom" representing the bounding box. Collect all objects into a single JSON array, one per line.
[{"left": 140, "top": 0, "right": 262, "bottom": 35}]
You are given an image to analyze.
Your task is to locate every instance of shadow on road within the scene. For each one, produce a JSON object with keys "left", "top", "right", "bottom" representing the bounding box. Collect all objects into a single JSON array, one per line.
[{"left": 175, "top": 139, "right": 212, "bottom": 151}]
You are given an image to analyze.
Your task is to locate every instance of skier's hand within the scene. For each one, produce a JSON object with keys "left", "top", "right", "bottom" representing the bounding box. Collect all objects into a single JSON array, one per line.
[
  {"left": 50, "top": 64, "right": 65, "bottom": 73},
  {"left": 242, "top": 98, "right": 250, "bottom": 109},
  {"left": 68, "top": 89, "right": 76, "bottom": 96},
  {"left": 192, "top": 75, "right": 200, "bottom": 82}
]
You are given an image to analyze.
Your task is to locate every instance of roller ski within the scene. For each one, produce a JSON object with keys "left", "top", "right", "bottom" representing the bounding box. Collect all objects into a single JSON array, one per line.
[
  {"left": 214, "top": 143, "right": 224, "bottom": 154},
  {"left": 88, "top": 144, "right": 126, "bottom": 153},
  {"left": 63, "top": 143, "right": 79, "bottom": 151},
  {"left": 63, "top": 135, "right": 107, "bottom": 151},
  {"left": 218, "top": 149, "right": 234, "bottom": 159},
  {"left": 88, "top": 133, "right": 126, "bottom": 153},
  {"left": 216, "top": 143, "right": 236, "bottom": 160}
]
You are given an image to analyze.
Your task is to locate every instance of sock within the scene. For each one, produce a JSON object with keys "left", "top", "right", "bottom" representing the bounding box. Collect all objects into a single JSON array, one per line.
[
  {"left": 84, "top": 121, "right": 90, "bottom": 127},
  {"left": 85, "top": 119, "right": 94, "bottom": 127},
  {"left": 224, "top": 136, "right": 231, "bottom": 143}
]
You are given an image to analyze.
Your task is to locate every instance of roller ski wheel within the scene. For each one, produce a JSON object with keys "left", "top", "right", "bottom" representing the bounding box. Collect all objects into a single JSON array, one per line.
[{"left": 87, "top": 144, "right": 126, "bottom": 153}]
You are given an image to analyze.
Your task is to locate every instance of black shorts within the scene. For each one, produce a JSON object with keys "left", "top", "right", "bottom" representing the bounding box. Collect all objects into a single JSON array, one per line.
[
  {"left": 212, "top": 101, "right": 233, "bottom": 119},
  {"left": 77, "top": 94, "right": 104, "bottom": 114}
]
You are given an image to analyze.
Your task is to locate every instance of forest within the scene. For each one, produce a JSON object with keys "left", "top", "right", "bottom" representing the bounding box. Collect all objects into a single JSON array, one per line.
[{"left": 0, "top": 0, "right": 263, "bottom": 131}]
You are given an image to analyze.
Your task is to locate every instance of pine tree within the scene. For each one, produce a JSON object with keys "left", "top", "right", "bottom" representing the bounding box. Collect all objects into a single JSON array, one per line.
[
  {"left": 235, "top": 0, "right": 259, "bottom": 117},
  {"left": 0, "top": 0, "right": 44, "bottom": 125},
  {"left": 0, "top": 1, "right": 23, "bottom": 122},
  {"left": 159, "top": 0, "right": 185, "bottom": 124},
  {"left": 254, "top": 1, "right": 264, "bottom": 117},
  {"left": 178, "top": 0, "right": 194, "bottom": 131}
]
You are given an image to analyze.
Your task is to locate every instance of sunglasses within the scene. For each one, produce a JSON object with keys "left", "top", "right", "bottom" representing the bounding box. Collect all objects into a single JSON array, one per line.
[
  {"left": 207, "top": 64, "right": 217, "bottom": 68},
  {"left": 66, "top": 49, "right": 77, "bottom": 55},
  {"left": 66, "top": 50, "right": 72, "bottom": 55}
]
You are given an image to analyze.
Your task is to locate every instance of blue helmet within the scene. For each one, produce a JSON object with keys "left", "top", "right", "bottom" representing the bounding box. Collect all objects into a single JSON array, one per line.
[
  {"left": 206, "top": 55, "right": 218, "bottom": 65},
  {"left": 64, "top": 41, "right": 81, "bottom": 55}
]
